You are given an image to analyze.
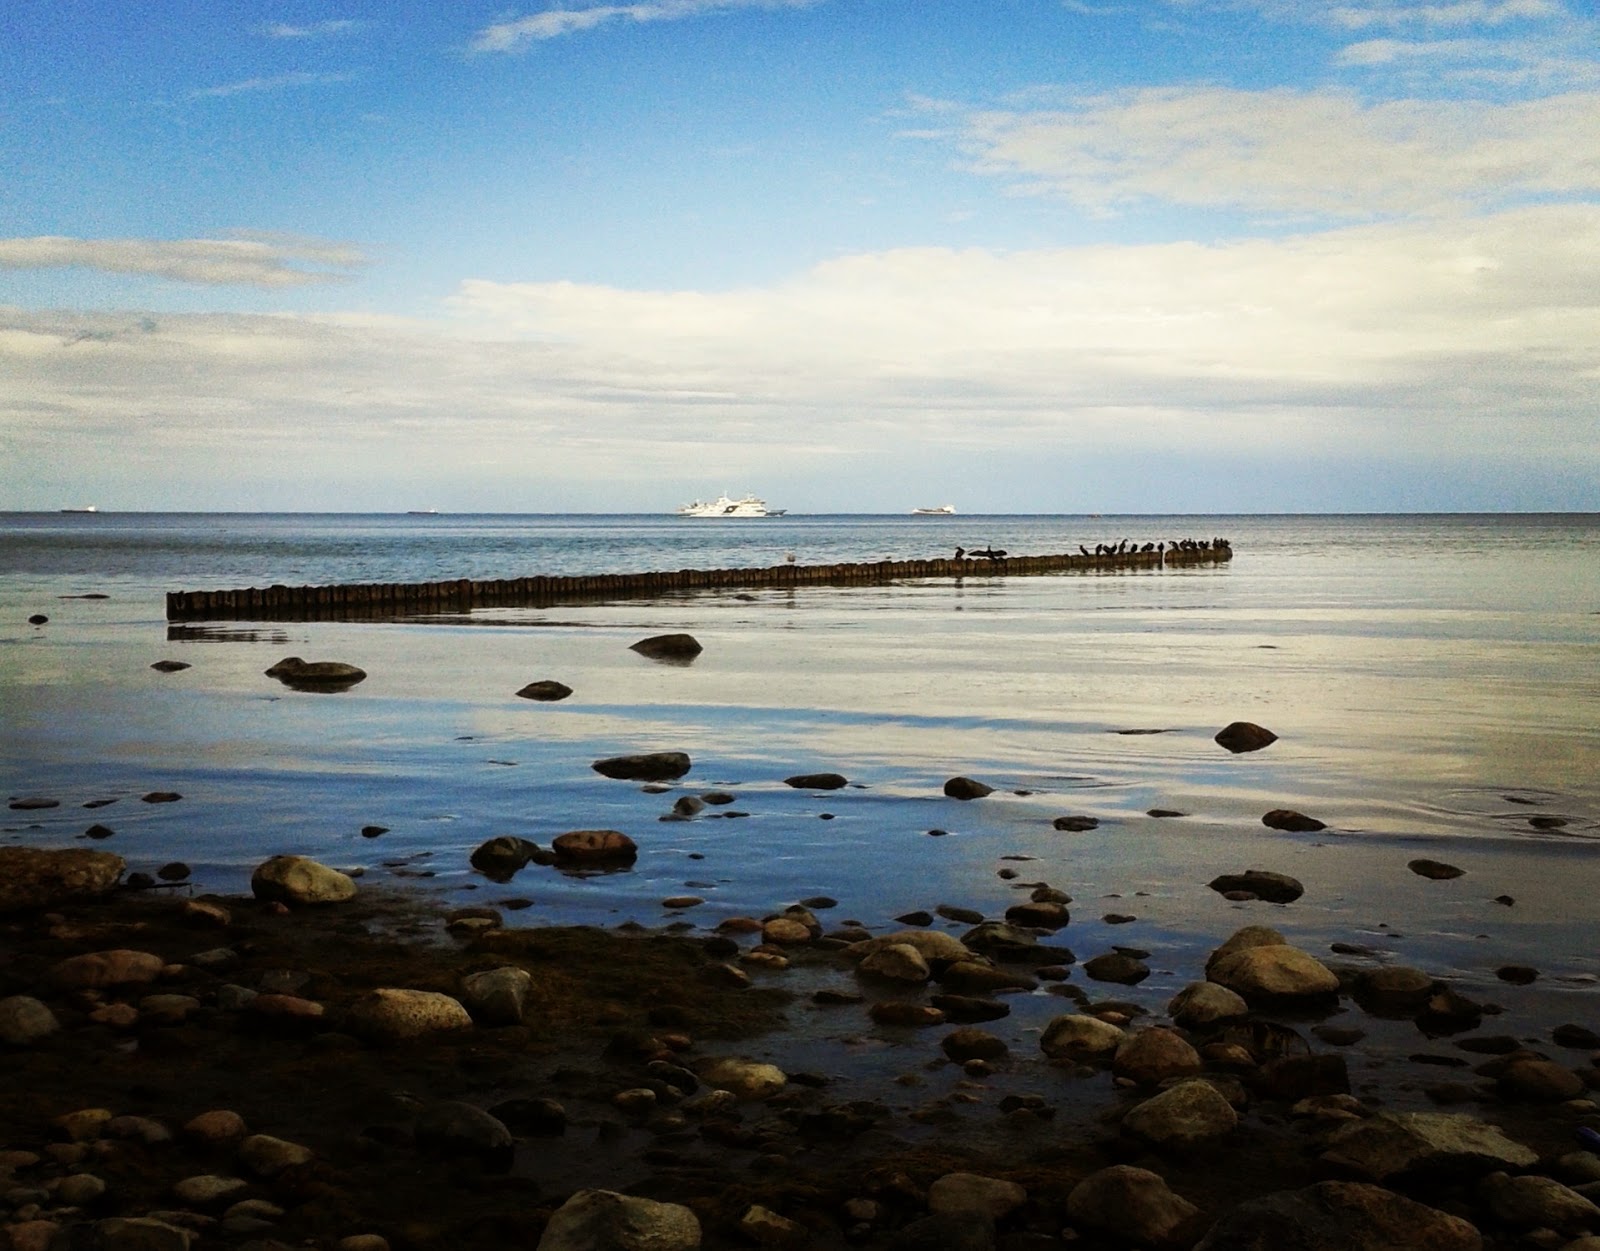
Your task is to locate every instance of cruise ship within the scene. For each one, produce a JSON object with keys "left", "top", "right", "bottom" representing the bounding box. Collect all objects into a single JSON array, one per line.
[{"left": 676, "top": 493, "right": 785, "bottom": 518}]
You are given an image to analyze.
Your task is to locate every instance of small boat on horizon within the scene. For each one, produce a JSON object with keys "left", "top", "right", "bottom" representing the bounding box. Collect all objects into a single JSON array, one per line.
[
  {"left": 60, "top": 506, "right": 98, "bottom": 513},
  {"left": 405, "top": 509, "right": 440, "bottom": 515},
  {"left": 911, "top": 504, "right": 956, "bottom": 515}
]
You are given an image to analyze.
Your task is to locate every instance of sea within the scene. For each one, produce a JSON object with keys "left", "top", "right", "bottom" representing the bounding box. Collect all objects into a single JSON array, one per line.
[{"left": 3, "top": 511, "right": 1598, "bottom": 1077}]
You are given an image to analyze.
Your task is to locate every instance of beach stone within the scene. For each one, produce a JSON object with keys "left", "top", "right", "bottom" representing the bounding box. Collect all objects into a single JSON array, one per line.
[
  {"left": 551, "top": 829, "right": 638, "bottom": 866},
  {"left": 1209, "top": 943, "right": 1340, "bottom": 1001},
  {"left": 460, "top": 966, "right": 532, "bottom": 1025},
  {"left": 49, "top": 948, "right": 165, "bottom": 990},
  {"left": 943, "top": 776, "right": 994, "bottom": 800},
  {"left": 853, "top": 929, "right": 972, "bottom": 966},
  {"left": 180, "top": 899, "right": 231, "bottom": 927},
  {"left": 105, "top": 1114, "right": 172, "bottom": 1144},
  {"left": 928, "top": 1172, "right": 1028, "bottom": 1220},
  {"left": 172, "top": 1174, "right": 249, "bottom": 1206},
  {"left": 183, "top": 1110, "right": 247, "bottom": 1144},
  {"left": 150, "top": 659, "right": 191, "bottom": 672},
  {"left": 1355, "top": 966, "right": 1436, "bottom": 1009},
  {"left": 761, "top": 917, "right": 812, "bottom": 945},
  {"left": 0, "top": 847, "right": 125, "bottom": 912},
  {"left": 1067, "top": 1164, "right": 1203, "bottom": 1249},
  {"left": 942, "top": 1028, "right": 1009, "bottom": 1063},
  {"left": 930, "top": 993, "right": 1010, "bottom": 1023},
  {"left": 469, "top": 835, "right": 540, "bottom": 878},
  {"left": 1215, "top": 722, "right": 1277, "bottom": 753},
  {"left": 736, "top": 1204, "right": 805, "bottom": 1246},
  {"left": 264, "top": 656, "right": 366, "bottom": 686},
  {"left": 536, "top": 1188, "right": 701, "bottom": 1251},
  {"left": 0, "top": 995, "right": 60, "bottom": 1045},
  {"left": 6, "top": 1221, "right": 59, "bottom": 1251},
  {"left": 1194, "top": 1180, "right": 1483, "bottom": 1251},
  {"left": 629, "top": 633, "right": 703, "bottom": 660},
  {"left": 1085, "top": 952, "right": 1150, "bottom": 984},
  {"left": 8, "top": 795, "right": 58, "bottom": 808},
  {"left": 669, "top": 796, "right": 705, "bottom": 818},
  {"left": 1041, "top": 1013, "right": 1126, "bottom": 1059},
  {"left": 55, "top": 1172, "right": 108, "bottom": 1204},
  {"left": 960, "top": 920, "right": 1070, "bottom": 964},
  {"left": 516, "top": 680, "right": 573, "bottom": 701},
  {"left": 1480, "top": 1171, "right": 1600, "bottom": 1235},
  {"left": 337, "top": 1239, "right": 391, "bottom": 1251},
  {"left": 1206, "top": 924, "right": 1288, "bottom": 972},
  {"left": 1114, "top": 1028, "right": 1202, "bottom": 1086},
  {"left": 1255, "top": 1053, "right": 1351, "bottom": 1101},
  {"left": 784, "top": 772, "right": 847, "bottom": 789},
  {"left": 249, "top": 854, "right": 357, "bottom": 905},
  {"left": 870, "top": 1001, "right": 945, "bottom": 1028},
  {"left": 938, "top": 961, "right": 1039, "bottom": 994},
  {"left": 1320, "top": 1111, "right": 1538, "bottom": 1180},
  {"left": 344, "top": 988, "right": 473, "bottom": 1044},
  {"left": 1262, "top": 809, "right": 1327, "bottom": 832},
  {"left": 1053, "top": 815, "right": 1099, "bottom": 831},
  {"left": 1409, "top": 858, "right": 1465, "bottom": 880},
  {"left": 87, "top": 1217, "right": 195, "bottom": 1251},
  {"left": 698, "top": 1057, "right": 786, "bottom": 1100},
  {"left": 238, "top": 1133, "right": 313, "bottom": 1177},
  {"left": 1123, "top": 1079, "right": 1239, "bottom": 1150},
  {"left": 140, "top": 993, "right": 200, "bottom": 1024},
  {"left": 1555, "top": 1024, "right": 1600, "bottom": 1049},
  {"left": 592, "top": 752, "right": 692, "bottom": 781},
  {"left": 1005, "top": 900, "right": 1070, "bottom": 930},
  {"left": 1417, "top": 987, "right": 1485, "bottom": 1033},
  {"left": 414, "top": 1100, "right": 514, "bottom": 1170},
  {"left": 858, "top": 942, "right": 931, "bottom": 983},
  {"left": 1208, "top": 870, "right": 1304, "bottom": 903},
  {"left": 1500, "top": 1058, "right": 1586, "bottom": 1101},
  {"left": 1168, "top": 982, "right": 1249, "bottom": 1028}
]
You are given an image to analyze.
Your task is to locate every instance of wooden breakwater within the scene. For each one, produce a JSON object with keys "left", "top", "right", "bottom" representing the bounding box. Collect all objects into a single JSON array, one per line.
[{"left": 164, "top": 545, "right": 1232, "bottom": 622}]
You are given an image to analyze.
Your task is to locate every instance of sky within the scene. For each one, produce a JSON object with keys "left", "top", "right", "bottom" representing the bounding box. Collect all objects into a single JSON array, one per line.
[{"left": 2, "top": 0, "right": 1598, "bottom": 514}]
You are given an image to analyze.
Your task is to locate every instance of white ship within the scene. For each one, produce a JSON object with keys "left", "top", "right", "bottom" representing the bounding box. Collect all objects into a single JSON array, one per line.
[
  {"left": 911, "top": 504, "right": 955, "bottom": 515},
  {"left": 676, "top": 493, "right": 786, "bottom": 518}
]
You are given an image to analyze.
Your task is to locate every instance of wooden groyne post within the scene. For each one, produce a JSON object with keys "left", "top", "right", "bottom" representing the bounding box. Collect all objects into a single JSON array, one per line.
[{"left": 165, "top": 545, "right": 1232, "bottom": 622}]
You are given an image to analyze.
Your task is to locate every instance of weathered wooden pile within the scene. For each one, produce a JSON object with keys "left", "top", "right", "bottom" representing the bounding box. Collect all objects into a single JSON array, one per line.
[{"left": 164, "top": 545, "right": 1231, "bottom": 622}]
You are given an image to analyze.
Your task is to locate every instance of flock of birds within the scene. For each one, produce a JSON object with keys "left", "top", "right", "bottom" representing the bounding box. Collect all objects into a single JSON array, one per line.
[{"left": 950, "top": 537, "right": 1232, "bottom": 563}]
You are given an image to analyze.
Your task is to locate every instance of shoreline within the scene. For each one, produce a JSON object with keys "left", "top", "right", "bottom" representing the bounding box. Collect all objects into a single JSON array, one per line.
[{"left": 3, "top": 853, "right": 1599, "bottom": 1250}]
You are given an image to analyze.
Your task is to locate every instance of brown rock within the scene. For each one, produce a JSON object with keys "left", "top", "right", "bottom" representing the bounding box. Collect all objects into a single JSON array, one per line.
[
  {"left": 591, "top": 752, "right": 692, "bottom": 781},
  {"left": 551, "top": 830, "right": 639, "bottom": 866},
  {"left": 1194, "top": 1180, "right": 1483, "bottom": 1251},
  {"left": 0, "top": 847, "right": 125, "bottom": 913},
  {"left": 629, "top": 633, "right": 703, "bottom": 660},
  {"left": 515, "top": 680, "right": 572, "bottom": 701},
  {"left": 1115, "top": 1028, "right": 1203, "bottom": 1086},
  {"left": 1262, "top": 809, "right": 1326, "bottom": 832},
  {"left": 1408, "top": 859, "right": 1464, "bottom": 880},
  {"left": 1215, "top": 722, "right": 1278, "bottom": 753},
  {"left": 943, "top": 777, "right": 995, "bottom": 800}
]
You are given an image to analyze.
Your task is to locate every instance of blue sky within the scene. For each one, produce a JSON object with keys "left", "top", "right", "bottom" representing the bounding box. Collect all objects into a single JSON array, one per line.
[{"left": 3, "top": 0, "right": 1597, "bottom": 512}]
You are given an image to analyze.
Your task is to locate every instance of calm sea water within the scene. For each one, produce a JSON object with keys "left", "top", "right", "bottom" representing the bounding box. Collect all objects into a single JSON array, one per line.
[{"left": 3, "top": 512, "right": 1598, "bottom": 1039}]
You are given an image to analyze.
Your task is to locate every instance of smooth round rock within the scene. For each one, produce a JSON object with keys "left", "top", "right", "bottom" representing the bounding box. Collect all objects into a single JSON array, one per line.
[
  {"left": 250, "top": 855, "right": 357, "bottom": 905},
  {"left": 344, "top": 988, "right": 473, "bottom": 1044}
]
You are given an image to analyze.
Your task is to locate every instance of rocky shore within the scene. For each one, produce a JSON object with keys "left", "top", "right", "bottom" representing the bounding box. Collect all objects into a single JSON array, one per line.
[{"left": 3, "top": 842, "right": 1600, "bottom": 1251}]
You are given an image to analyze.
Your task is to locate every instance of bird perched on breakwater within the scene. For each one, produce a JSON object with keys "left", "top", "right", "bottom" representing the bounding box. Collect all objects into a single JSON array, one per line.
[{"left": 954, "top": 547, "right": 966, "bottom": 560}]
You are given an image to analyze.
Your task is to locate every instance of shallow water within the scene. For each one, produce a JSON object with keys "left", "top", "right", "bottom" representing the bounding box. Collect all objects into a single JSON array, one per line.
[{"left": 3, "top": 513, "right": 1599, "bottom": 1038}]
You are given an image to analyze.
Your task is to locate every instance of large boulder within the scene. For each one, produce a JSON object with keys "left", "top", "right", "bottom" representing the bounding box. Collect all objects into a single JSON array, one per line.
[
  {"left": 49, "top": 949, "right": 164, "bottom": 990},
  {"left": 592, "top": 752, "right": 692, "bottom": 782},
  {"left": 1066, "top": 1165, "right": 1204, "bottom": 1249},
  {"left": 0, "top": 995, "right": 61, "bottom": 1045},
  {"left": 250, "top": 855, "right": 357, "bottom": 905},
  {"left": 697, "top": 1057, "right": 786, "bottom": 1100},
  {"left": 851, "top": 929, "right": 973, "bottom": 967},
  {"left": 1040, "top": 1013, "right": 1126, "bottom": 1060},
  {"left": 536, "top": 1189, "right": 701, "bottom": 1251},
  {"left": 1195, "top": 1180, "right": 1482, "bottom": 1251},
  {"left": 0, "top": 847, "right": 124, "bottom": 913},
  {"left": 460, "top": 967, "right": 533, "bottom": 1026},
  {"left": 1209, "top": 943, "right": 1339, "bottom": 1001},
  {"left": 470, "top": 835, "right": 541, "bottom": 880},
  {"left": 1168, "top": 982, "right": 1249, "bottom": 1028},
  {"left": 1114, "top": 1028, "right": 1203, "bottom": 1086},
  {"left": 344, "top": 988, "right": 473, "bottom": 1045},
  {"left": 1320, "top": 1111, "right": 1538, "bottom": 1181},
  {"left": 1123, "top": 1080, "right": 1240, "bottom": 1150}
]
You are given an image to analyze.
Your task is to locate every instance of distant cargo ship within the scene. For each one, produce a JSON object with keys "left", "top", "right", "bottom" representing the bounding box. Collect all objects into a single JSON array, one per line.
[
  {"left": 60, "top": 506, "right": 98, "bottom": 513},
  {"left": 910, "top": 504, "right": 955, "bottom": 515}
]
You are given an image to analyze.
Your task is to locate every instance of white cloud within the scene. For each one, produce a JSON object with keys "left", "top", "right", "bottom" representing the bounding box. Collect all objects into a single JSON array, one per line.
[
  {"left": 257, "top": 20, "right": 362, "bottom": 39},
  {"left": 471, "top": 0, "right": 819, "bottom": 51},
  {"left": 0, "top": 236, "right": 368, "bottom": 287},
  {"left": 946, "top": 87, "right": 1600, "bottom": 218},
  {"left": 189, "top": 71, "right": 357, "bottom": 99},
  {"left": 1198, "top": 0, "right": 1564, "bottom": 27},
  {"left": 3, "top": 207, "right": 1596, "bottom": 500}
]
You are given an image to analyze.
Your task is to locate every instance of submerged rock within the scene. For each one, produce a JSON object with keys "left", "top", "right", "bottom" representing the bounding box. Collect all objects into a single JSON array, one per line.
[
  {"left": 784, "top": 772, "right": 848, "bottom": 790},
  {"left": 943, "top": 776, "right": 995, "bottom": 800},
  {"left": 551, "top": 830, "right": 638, "bottom": 866},
  {"left": 1408, "top": 858, "right": 1464, "bottom": 880},
  {"left": 592, "top": 751, "right": 692, "bottom": 781},
  {"left": 264, "top": 656, "right": 366, "bottom": 689},
  {"left": 1208, "top": 870, "right": 1304, "bottom": 903},
  {"left": 1215, "top": 722, "right": 1278, "bottom": 753},
  {"left": 628, "top": 633, "right": 703, "bottom": 661},
  {"left": 516, "top": 680, "right": 573, "bottom": 701},
  {"left": 1262, "top": 809, "right": 1326, "bottom": 832}
]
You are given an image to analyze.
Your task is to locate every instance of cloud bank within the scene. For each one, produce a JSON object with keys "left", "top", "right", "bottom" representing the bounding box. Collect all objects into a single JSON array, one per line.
[
  {"left": 471, "top": 0, "right": 819, "bottom": 51},
  {"left": 0, "top": 236, "right": 369, "bottom": 288}
]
